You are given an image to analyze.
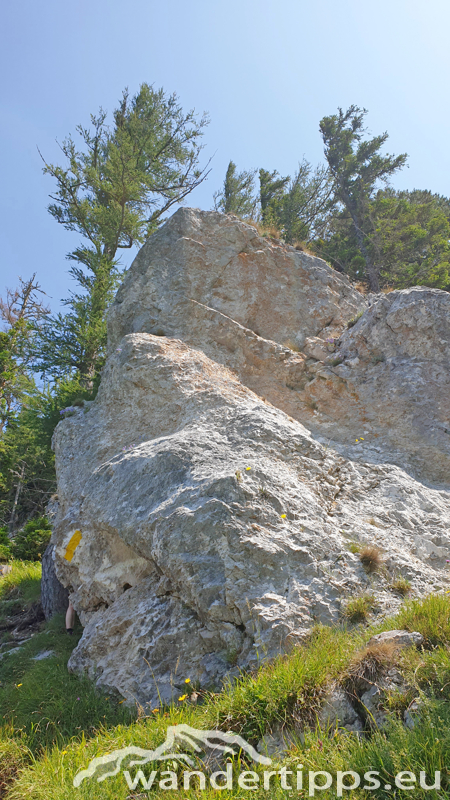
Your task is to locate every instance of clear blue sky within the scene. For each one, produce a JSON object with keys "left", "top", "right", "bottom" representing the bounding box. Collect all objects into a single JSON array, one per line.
[{"left": 1, "top": 0, "right": 449, "bottom": 312}]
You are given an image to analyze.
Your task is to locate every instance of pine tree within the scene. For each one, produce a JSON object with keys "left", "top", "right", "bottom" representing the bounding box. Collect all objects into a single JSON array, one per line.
[
  {"left": 319, "top": 106, "right": 407, "bottom": 291},
  {"left": 35, "top": 84, "right": 210, "bottom": 385},
  {"left": 0, "top": 276, "right": 48, "bottom": 434},
  {"left": 213, "top": 161, "right": 257, "bottom": 218},
  {"left": 259, "top": 169, "right": 290, "bottom": 227}
]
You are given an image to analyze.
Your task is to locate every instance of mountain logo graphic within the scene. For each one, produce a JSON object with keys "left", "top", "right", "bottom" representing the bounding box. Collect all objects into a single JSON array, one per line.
[{"left": 73, "top": 724, "right": 272, "bottom": 786}]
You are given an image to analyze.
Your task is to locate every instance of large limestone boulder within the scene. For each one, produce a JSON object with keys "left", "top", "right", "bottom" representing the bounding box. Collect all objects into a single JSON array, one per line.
[
  {"left": 50, "top": 209, "right": 450, "bottom": 707},
  {"left": 53, "top": 335, "right": 450, "bottom": 707},
  {"left": 107, "top": 210, "right": 449, "bottom": 485}
]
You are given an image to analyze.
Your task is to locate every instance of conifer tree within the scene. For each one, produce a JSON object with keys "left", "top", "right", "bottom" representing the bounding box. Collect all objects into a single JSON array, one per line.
[
  {"left": 259, "top": 169, "right": 290, "bottom": 227},
  {"left": 319, "top": 106, "right": 407, "bottom": 291},
  {"left": 35, "top": 84, "right": 210, "bottom": 385},
  {"left": 213, "top": 161, "right": 257, "bottom": 218}
]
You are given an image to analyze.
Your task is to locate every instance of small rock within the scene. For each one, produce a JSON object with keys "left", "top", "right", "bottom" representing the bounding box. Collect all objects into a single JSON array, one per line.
[
  {"left": 303, "top": 337, "right": 330, "bottom": 361},
  {"left": 257, "top": 726, "right": 296, "bottom": 759},
  {"left": 32, "top": 649, "right": 56, "bottom": 661},
  {"left": 318, "top": 687, "right": 363, "bottom": 733},
  {"left": 367, "top": 630, "right": 423, "bottom": 649},
  {"left": 360, "top": 684, "right": 390, "bottom": 730},
  {"left": 404, "top": 699, "right": 422, "bottom": 729}
]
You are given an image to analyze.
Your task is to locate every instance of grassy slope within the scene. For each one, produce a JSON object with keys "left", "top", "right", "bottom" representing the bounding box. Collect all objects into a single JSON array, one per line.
[{"left": 1, "top": 563, "right": 450, "bottom": 798}]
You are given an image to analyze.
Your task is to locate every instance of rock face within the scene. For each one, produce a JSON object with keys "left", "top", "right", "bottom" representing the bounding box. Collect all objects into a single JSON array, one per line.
[
  {"left": 302, "top": 288, "right": 450, "bottom": 485},
  {"left": 51, "top": 209, "right": 450, "bottom": 707},
  {"left": 108, "top": 208, "right": 365, "bottom": 354}
]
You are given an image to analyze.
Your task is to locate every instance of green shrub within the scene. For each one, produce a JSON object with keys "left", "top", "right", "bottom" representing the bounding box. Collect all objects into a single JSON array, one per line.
[
  {"left": 0, "top": 527, "right": 12, "bottom": 562},
  {"left": 342, "top": 593, "right": 376, "bottom": 623},
  {"left": 10, "top": 517, "right": 52, "bottom": 562}
]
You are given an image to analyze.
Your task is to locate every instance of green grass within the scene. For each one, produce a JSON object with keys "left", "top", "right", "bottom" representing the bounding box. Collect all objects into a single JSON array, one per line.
[
  {"left": 208, "top": 626, "right": 362, "bottom": 741},
  {"left": 390, "top": 576, "right": 412, "bottom": 597},
  {"left": 0, "top": 561, "right": 42, "bottom": 626},
  {"left": 3, "top": 566, "right": 450, "bottom": 798},
  {"left": 342, "top": 594, "right": 376, "bottom": 623},
  {"left": 396, "top": 593, "right": 450, "bottom": 647},
  {"left": 0, "top": 615, "right": 135, "bottom": 752},
  {"left": 0, "top": 561, "right": 135, "bottom": 796}
]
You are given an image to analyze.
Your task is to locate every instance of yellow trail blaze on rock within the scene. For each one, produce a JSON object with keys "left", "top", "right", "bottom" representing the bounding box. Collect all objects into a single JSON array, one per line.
[{"left": 64, "top": 530, "right": 82, "bottom": 561}]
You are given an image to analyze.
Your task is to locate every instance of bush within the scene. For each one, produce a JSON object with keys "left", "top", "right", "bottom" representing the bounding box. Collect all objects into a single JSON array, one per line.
[
  {"left": 10, "top": 517, "right": 52, "bottom": 562},
  {"left": 342, "top": 593, "right": 376, "bottom": 623}
]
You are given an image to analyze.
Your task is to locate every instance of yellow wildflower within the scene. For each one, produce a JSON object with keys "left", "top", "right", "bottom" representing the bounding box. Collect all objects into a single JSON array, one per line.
[
  {"left": 280, "top": 514, "right": 287, "bottom": 519},
  {"left": 178, "top": 694, "right": 187, "bottom": 701},
  {"left": 185, "top": 678, "right": 191, "bottom": 684},
  {"left": 118, "top": 699, "right": 125, "bottom": 704},
  {"left": 17, "top": 683, "right": 23, "bottom": 687},
  {"left": 152, "top": 708, "right": 160, "bottom": 713},
  {"left": 245, "top": 467, "right": 251, "bottom": 471}
]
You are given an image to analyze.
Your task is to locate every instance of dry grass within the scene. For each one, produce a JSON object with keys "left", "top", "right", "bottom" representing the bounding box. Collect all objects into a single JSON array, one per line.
[
  {"left": 293, "top": 241, "right": 315, "bottom": 256},
  {"left": 344, "top": 641, "right": 399, "bottom": 696},
  {"left": 359, "top": 545, "right": 383, "bottom": 574},
  {"left": 243, "top": 218, "right": 263, "bottom": 233},
  {"left": 241, "top": 218, "right": 286, "bottom": 243},
  {"left": 353, "top": 281, "right": 369, "bottom": 295},
  {"left": 262, "top": 224, "right": 284, "bottom": 241}
]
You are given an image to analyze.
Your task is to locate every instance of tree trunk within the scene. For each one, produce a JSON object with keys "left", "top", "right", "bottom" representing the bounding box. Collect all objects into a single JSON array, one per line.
[
  {"left": 349, "top": 216, "right": 380, "bottom": 293},
  {"left": 9, "top": 462, "right": 25, "bottom": 532},
  {"left": 41, "top": 542, "right": 69, "bottom": 620}
]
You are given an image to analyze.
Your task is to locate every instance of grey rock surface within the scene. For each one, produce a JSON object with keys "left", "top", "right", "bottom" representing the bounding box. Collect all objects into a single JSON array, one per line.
[
  {"left": 32, "top": 649, "right": 55, "bottom": 661},
  {"left": 50, "top": 209, "right": 450, "bottom": 706},
  {"left": 359, "top": 666, "right": 407, "bottom": 730},
  {"left": 367, "top": 630, "right": 424, "bottom": 649},
  {"left": 257, "top": 726, "right": 297, "bottom": 759},
  {"left": 317, "top": 686, "right": 363, "bottom": 732},
  {"left": 108, "top": 208, "right": 365, "bottom": 355},
  {"left": 404, "top": 699, "right": 422, "bottom": 729},
  {"left": 106, "top": 211, "right": 450, "bottom": 485},
  {"left": 302, "top": 288, "right": 450, "bottom": 484}
]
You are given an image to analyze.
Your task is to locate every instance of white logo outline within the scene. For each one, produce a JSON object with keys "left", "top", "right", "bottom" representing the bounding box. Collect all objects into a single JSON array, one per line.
[{"left": 73, "top": 723, "right": 272, "bottom": 787}]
